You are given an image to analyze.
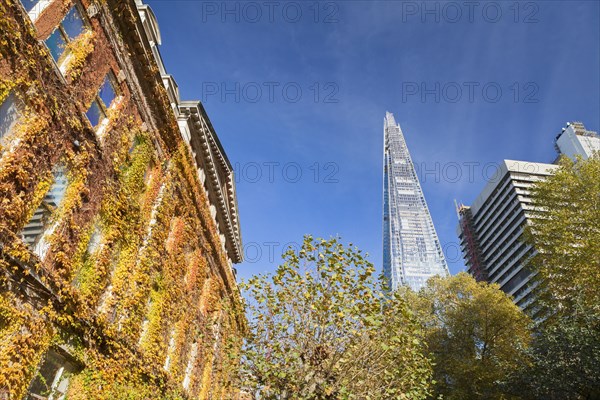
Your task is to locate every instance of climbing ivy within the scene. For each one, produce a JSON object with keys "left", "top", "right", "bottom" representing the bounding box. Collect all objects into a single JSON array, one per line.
[
  {"left": 64, "top": 30, "right": 96, "bottom": 81},
  {"left": 0, "top": 1, "right": 245, "bottom": 399}
]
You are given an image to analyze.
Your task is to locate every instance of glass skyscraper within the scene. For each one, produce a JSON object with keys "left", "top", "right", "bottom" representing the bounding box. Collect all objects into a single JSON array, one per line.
[{"left": 383, "top": 112, "right": 449, "bottom": 291}]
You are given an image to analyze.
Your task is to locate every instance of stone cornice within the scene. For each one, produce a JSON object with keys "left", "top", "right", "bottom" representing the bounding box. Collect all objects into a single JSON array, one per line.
[{"left": 179, "top": 101, "right": 243, "bottom": 264}]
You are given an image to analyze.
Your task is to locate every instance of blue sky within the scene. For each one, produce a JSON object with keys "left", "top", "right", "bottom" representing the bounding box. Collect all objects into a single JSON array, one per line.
[{"left": 148, "top": 0, "right": 600, "bottom": 280}]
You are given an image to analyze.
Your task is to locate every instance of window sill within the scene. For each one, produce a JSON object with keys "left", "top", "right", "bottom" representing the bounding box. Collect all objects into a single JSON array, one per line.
[{"left": 58, "top": 52, "right": 74, "bottom": 76}]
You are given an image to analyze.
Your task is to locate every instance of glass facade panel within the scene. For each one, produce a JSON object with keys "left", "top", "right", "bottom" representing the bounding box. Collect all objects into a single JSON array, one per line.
[
  {"left": 62, "top": 6, "right": 85, "bottom": 40},
  {"left": 0, "top": 92, "right": 19, "bottom": 144},
  {"left": 45, "top": 29, "right": 66, "bottom": 61},
  {"left": 98, "top": 76, "right": 116, "bottom": 109},
  {"left": 19, "top": 0, "right": 38, "bottom": 12},
  {"left": 86, "top": 100, "right": 105, "bottom": 127}
]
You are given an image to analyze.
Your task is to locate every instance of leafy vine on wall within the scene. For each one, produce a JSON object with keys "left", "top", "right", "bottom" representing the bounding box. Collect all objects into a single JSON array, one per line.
[{"left": 0, "top": 1, "right": 245, "bottom": 399}]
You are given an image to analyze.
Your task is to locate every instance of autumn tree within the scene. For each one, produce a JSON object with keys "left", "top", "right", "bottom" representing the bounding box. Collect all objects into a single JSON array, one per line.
[
  {"left": 524, "top": 155, "right": 600, "bottom": 317},
  {"left": 402, "top": 273, "right": 531, "bottom": 400},
  {"left": 241, "top": 236, "right": 431, "bottom": 399},
  {"left": 513, "top": 155, "right": 600, "bottom": 399}
]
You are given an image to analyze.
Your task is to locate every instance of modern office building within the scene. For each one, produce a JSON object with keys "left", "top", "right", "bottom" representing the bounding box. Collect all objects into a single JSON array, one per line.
[
  {"left": 457, "top": 122, "right": 598, "bottom": 310},
  {"left": 457, "top": 160, "right": 557, "bottom": 310},
  {"left": 0, "top": 1, "right": 244, "bottom": 399},
  {"left": 554, "top": 121, "right": 600, "bottom": 161},
  {"left": 383, "top": 112, "right": 449, "bottom": 291}
]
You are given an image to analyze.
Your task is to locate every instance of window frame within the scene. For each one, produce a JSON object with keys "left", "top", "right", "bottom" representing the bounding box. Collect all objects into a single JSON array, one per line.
[
  {"left": 44, "top": 2, "right": 88, "bottom": 65},
  {"left": 20, "top": 165, "right": 69, "bottom": 259},
  {"left": 27, "top": 347, "right": 81, "bottom": 400},
  {"left": 0, "top": 91, "right": 22, "bottom": 149},
  {"left": 85, "top": 98, "right": 106, "bottom": 129},
  {"left": 86, "top": 71, "right": 120, "bottom": 131},
  {"left": 97, "top": 73, "right": 118, "bottom": 113}
]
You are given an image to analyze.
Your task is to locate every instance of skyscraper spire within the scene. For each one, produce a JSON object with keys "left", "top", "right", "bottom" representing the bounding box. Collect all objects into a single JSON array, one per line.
[
  {"left": 383, "top": 112, "right": 449, "bottom": 291},
  {"left": 384, "top": 111, "right": 397, "bottom": 128}
]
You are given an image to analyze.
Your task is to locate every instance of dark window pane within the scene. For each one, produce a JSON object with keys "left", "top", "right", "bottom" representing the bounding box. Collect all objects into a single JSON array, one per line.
[
  {"left": 27, "top": 351, "right": 61, "bottom": 398},
  {"left": 27, "top": 349, "right": 78, "bottom": 400},
  {"left": 86, "top": 100, "right": 105, "bottom": 127},
  {"left": 19, "top": 0, "right": 38, "bottom": 12},
  {"left": 0, "top": 93, "right": 19, "bottom": 143},
  {"left": 45, "top": 29, "right": 66, "bottom": 61},
  {"left": 62, "top": 6, "right": 84, "bottom": 40},
  {"left": 98, "top": 76, "right": 116, "bottom": 109}
]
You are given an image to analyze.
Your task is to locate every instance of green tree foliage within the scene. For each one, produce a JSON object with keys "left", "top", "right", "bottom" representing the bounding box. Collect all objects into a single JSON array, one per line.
[
  {"left": 510, "top": 310, "right": 600, "bottom": 399},
  {"left": 402, "top": 273, "right": 531, "bottom": 400},
  {"left": 514, "top": 155, "right": 600, "bottom": 399},
  {"left": 525, "top": 155, "right": 600, "bottom": 316},
  {"left": 241, "top": 236, "right": 432, "bottom": 399}
]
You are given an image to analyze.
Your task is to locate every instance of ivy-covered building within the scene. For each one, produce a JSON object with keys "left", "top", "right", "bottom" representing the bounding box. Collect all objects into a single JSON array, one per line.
[{"left": 0, "top": 0, "right": 245, "bottom": 399}]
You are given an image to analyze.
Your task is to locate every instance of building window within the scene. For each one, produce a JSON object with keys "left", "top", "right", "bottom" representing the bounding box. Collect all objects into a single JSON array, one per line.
[
  {"left": 62, "top": 6, "right": 85, "bottom": 39},
  {"left": 19, "top": 0, "right": 38, "bottom": 12},
  {"left": 137, "top": 297, "right": 153, "bottom": 345},
  {"left": 85, "top": 100, "right": 103, "bottom": 128},
  {"left": 21, "top": 0, "right": 54, "bottom": 22},
  {"left": 72, "top": 222, "right": 103, "bottom": 289},
  {"left": 86, "top": 74, "right": 117, "bottom": 129},
  {"left": 27, "top": 348, "right": 79, "bottom": 400},
  {"left": 98, "top": 75, "right": 117, "bottom": 108},
  {"left": 44, "top": 4, "right": 86, "bottom": 63},
  {"left": 0, "top": 92, "right": 20, "bottom": 147},
  {"left": 21, "top": 167, "right": 68, "bottom": 259},
  {"left": 163, "top": 329, "right": 177, "bottom": 371},
  {"left": 45, "top": 29, "right": 66, "bottom": 62},
  {"left": 182, "top": 342, "right": 198, "bottom": 390},
  {"left": 86, "top": 224, "right": 103, "bottom": 255}
]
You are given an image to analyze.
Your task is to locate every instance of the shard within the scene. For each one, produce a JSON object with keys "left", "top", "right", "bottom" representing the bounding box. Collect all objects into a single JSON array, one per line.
[{"left": 383, "top": 112, "right": 449, "bottom": 291}]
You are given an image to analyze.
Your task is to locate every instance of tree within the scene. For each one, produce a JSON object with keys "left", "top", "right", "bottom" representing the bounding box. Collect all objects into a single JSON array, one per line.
[
  {"left": 513, "top": 155, "right": 600, "bottom": 399},
  {"left": 509, "top": 309, "right": 600, "bottom": 400},
  {"left": 402, "top": 273, "right": 531, "bottom": 400},
  {"left": 525, "top": 155, "right": 600, "bottom": 316},
  {"left": 241, "top": 236, "right": 431, "bottom": 399}
]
